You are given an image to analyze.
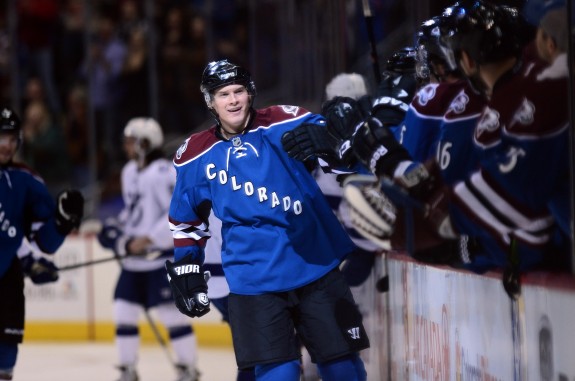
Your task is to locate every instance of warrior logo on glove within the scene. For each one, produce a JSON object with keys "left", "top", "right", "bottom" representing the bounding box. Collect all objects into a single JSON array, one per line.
[{"left": 165, "top": 257, "right": 211, "bottom": 318}]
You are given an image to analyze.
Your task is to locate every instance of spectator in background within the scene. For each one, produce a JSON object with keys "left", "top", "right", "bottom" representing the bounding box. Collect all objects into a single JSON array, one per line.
[
  {"left": 56, "top": 0, "right": 87, "bottom": 96},
  {"left": 19, "top": 101, "right": 71, "bottom": 197},
  {"left": 81, "top": 10, "right": 127, "bottom": 175},
  {"left": 62, "top": 84, "right": 92, "bottom": 190},
  {"left": 16, "top": 0, "right": 62, "bottom": 116},
  {"left": 157, "top": 6, "right": 210, "bottom": 137},
  {"left": 119, "top": 24, "right": 151, "bottom": 125}
]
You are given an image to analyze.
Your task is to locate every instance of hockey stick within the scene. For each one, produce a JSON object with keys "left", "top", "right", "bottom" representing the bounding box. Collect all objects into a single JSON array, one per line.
[
  {"left": 361, "top": 0, "right": 382, "bottom": 84},
  {"left": 59, "top": 255, "right": 120, "bottom": 271},
  {"left": 109, "top": 248, "right": 180, "bottom": 370},
  {"left": 142, "top": 307, "right": 178, "bottom": 367},
  {"left": 58, "top": 250, "right": 163, "bottom": 272}
]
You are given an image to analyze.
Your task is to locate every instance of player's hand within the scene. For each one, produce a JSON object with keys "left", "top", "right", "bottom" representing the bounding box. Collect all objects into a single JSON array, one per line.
[
  {"left": 55, "top": 189, "right": 84, "bottom": 235},
  {"left": 20, "top": 253, "right": 59, "bottom": 284},
  {"left": 97, "top": 219, "right": 130, "bottom": 257},
  {"left": 281, "top": 122, "right": 339, "bottom": 163},
  {"left": 165, "top": 257, "right": 210, "bottom": 318},
  {"left": 350, "top": 117, "right": 411, "bottom": 177},
  {"left": 321, "top": 97, "right": 367, "bottom": 165},
  {"left": 371, "top": 71, "right": 417, "bottom": 127}
]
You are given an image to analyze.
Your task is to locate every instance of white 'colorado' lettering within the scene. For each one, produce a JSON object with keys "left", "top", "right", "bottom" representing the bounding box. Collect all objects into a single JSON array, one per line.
[{"left": 206, "top": 163, "right": 303, "bottom": 215}]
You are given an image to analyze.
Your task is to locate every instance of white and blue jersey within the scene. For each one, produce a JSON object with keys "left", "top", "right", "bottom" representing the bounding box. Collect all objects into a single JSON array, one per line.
[
  {"left": 170, "top": 105, "right": 356, "bottom": 295},
  {"left": 116, "top": 157, "right": 176, "bottom": 272},
  {"left": 0, "top": 162, "right": 65, "bottom": 278}
]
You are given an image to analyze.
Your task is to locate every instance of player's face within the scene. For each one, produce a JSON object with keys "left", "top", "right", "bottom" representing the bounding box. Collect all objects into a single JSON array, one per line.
[
  {"left": 123, "top": 136, "right": 138, "bottom": 160},
  {"left": 211, "top": 84, "right": 251, "bottom": 133},
  {"left": 535, "top": 27, "right": 553, "bottom": 64},
  {"left": 0, "top": 132, "right": 19, "bottom": 165}
]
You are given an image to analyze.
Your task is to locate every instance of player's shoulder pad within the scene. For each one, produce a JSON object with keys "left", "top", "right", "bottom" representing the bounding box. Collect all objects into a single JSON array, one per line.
[
  {"left": 174, "top": 126, "right": 220, "bottom": 166},
  {"left": 8, "top": 161, "right": 45, "bottom": 184},
  {"left": 444, "top": 81, "right": 486, "bottom": 120},
  {"left": 253, "top": 105, "right": 311, "bottom": 127},
  {"left": 412, "top": 81, "right": 466, "bottom": 117}
]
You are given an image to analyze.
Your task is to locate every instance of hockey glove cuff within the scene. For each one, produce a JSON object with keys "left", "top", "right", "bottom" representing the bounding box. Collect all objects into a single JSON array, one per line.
[
  {"left": 165, "top": 257, "right": 210, "bottom": 318},
  {"left": 351, "top": 117, "right": 411, "bottom": 177},
  {"left": 55, "top": 189, "right": 84, "bottom": 235},
  {"left": 370, "top": 72, "right": 417, "bottom": 127}
]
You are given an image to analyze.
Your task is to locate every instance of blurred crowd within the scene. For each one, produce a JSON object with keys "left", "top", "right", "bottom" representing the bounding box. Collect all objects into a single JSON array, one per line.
[{"left": 0, "top": 0, "right": 252, "bottom": 209}]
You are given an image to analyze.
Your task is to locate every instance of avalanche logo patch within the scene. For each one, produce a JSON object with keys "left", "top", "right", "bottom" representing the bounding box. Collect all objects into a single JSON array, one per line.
[
  {"left": 281, "top": 105, "right": 299, "bottom": 116},
  {"left": 176, "top": 138, "right": 190, "bottom": 160},
  {"left": 416, "top": 83, "right": 438, "bottom": 106},
  {"left": 510, "top": 97, "right": 535, "bottom": 128},
  {"left": 448, "top": 90, "right": 469, "bottom": 114},
  {"left": 475, "top": 106, "right": 500, "bottom": 141}
]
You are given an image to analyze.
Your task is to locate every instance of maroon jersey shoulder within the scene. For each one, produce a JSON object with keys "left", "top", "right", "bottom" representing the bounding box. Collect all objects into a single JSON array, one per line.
[
  {"left": 444, "top": 81, "right": 486, "bottom": 120},
  {"left": 252, "top": 105, "right": 311, "bottom": 127},
  {"left": 173, "top": 126, "right": 219, "bottom": 165},
  {"left": 412, "top": 81, "right": 465, "bottom": 117}
]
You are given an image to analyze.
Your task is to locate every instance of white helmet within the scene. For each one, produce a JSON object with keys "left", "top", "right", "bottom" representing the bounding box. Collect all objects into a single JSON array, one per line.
[
  {"left": 325, "top": 73, "right": 368, "bottom": 101},
  {"left": 123, "top": 117, "right": 164, "bottom": 150}
]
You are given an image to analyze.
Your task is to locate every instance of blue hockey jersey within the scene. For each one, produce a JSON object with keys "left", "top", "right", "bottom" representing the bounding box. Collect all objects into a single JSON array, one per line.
[
  {"left": 448, "top": 60, "right": 570, "bottom": 270},
  {"left": 169, "top": 105, "right": 356, "bottom": 295},
  {"left": 0, "top": 162, "right": 65, "bottom": 278}
]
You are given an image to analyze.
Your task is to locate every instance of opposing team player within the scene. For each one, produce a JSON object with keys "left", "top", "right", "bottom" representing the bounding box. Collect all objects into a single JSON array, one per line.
[
  {"left": 166, "top": 59, "right": 369, "bottom": 381},
  {"left": 0, "top": 107, "right": 84, "bottom": 380},
  {"left": 97, "top": 118, "right": 199, "bottom": 381}
]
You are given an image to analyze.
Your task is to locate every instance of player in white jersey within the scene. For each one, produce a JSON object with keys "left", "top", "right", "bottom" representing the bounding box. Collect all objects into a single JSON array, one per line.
[{"left": 97, "top": 118, "right": 199, "bottom": 381}]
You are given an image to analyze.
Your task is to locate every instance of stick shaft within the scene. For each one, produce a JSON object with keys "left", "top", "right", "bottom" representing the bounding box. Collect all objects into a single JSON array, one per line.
[{"left": 361, "top": 0, "right": 381, "bottom": 84}]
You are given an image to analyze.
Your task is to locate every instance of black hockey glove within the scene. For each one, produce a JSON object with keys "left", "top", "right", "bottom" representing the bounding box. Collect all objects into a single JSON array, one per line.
[
  {"left": 370, "top": 71, "right": 417, "bottom": 127},
  {"left": 281, "top": 122, "right": 339, "bottom": 164},
  {"left": 55, "top": 189, "right": 84, "bottom": 235},
  {"left": 321, "top": 96, "right": 367, "bottom": 165},
  {"left": 351, "top": 117, "right": 411, "bottom": 177},
  {"left": 20, "top": 253, "right": 59, "bottom": 284},
  {"left": 165, "top": 256, "right": 211, "bottom": 318}
]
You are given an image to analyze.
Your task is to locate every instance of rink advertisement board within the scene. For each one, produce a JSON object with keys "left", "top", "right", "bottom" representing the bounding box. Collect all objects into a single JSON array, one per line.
[
  {"left": 371, "top": 254, "right": 575, "bottom": 381},
  {"left": 25, "top": 234, "right": 575, "bottom": 377},
  {"left": 24, "top": 235, "right": 96, "bottom": 321}
]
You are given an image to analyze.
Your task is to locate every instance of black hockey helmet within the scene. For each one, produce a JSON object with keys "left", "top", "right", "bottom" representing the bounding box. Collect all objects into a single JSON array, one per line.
[
  {"left": 200, "top": 59, "right": 257, "bottom": 108},
  {"left": 415, "top": 16, "right": 459, "bottom": 80},
  {"left": 439, "top": 1, "right": 526, "bottom": 68},
  {"left": 0, "top": 107, "right": 22, "bottom": 143},
  {"left": 385, "top": 47, "right": 417, "bottom": 74}
]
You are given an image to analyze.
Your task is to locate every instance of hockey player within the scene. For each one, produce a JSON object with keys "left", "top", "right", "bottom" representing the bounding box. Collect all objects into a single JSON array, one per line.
[
  {"left": 0, "top": 107, "right": 84, "bottom": 380},
  {"left": 97, "top": 118, "right": 199, "bottom": 381},
  {"left": 166, "top": 60, "right": 369, "bottom": 381},
  {"left": 346, "top": 1, "right": 570, "bottom": 282}
]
